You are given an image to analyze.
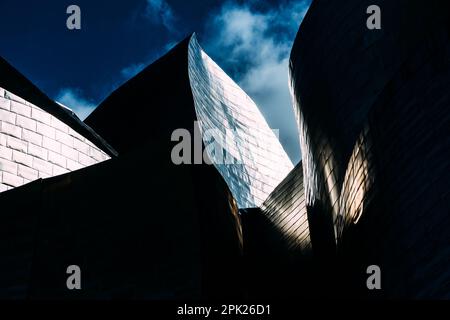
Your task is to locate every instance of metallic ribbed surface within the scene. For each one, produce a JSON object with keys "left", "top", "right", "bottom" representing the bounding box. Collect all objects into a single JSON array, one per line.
[
  {"left": 260, "top": 162, "right": 311, "bottom": 252},
  {"left": 0, "top": 37, "right": 245, "bottom": 298},
  {"left": 336, "top": 124, "right": 375, "bottom": 238},
  {"left": 289, "top": 0, "right": 450, "bottom": 241},
  {"left": 188, "top": 35, "right": 293, "bottom": 208},
  {"left": 289, "top": 0, "right": 450, "bottom": 297}
]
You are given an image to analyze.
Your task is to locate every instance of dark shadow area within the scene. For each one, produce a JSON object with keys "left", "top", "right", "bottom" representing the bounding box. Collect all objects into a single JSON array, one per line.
[{"left": 0, "top": 141, "right": 243, "bottom": 299}]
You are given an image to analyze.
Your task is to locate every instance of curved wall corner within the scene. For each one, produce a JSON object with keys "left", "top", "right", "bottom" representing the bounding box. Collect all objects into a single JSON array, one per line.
[{"left": 289, "top": 0, "right": 450, "bottom": 297}]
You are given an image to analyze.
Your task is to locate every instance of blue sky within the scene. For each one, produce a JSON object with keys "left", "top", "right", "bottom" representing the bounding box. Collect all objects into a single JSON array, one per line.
[{"left": 0, "top": 0, "right": 311, "bottom": 163}]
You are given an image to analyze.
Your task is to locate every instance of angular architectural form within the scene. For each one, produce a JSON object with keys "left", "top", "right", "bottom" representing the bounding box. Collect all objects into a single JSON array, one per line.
[
  {"left": 188, "top": 37, "right": 293, "bottom": 208},
  {"left": 289, "top": 0, "right": 450, "bottom": 298},
  {"left": 2, "top": 0, "right": 449, "bottom": 300},
  {"left": 258, "top": 161, "right": 310, "bottom": 253},
  {"left": 0, "top": 58, "right": 115, "bottom": 192},
  {"left": 2, "top": 34, "right": 289, "bottom": 299},
  {"left": 0, "top": 142, "right": 243, "bottom": 299},
  {"left": 240, "top": 162, "right": 319, "bottom": 299},
  {"left": 86, "top": 34, "right": 293, "bottom": 209}
]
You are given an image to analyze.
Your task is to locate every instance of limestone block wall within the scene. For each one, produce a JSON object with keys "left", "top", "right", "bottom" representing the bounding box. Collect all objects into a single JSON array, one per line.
[{"left": 0, "top": 87, "right": 110, "bottom": 192}]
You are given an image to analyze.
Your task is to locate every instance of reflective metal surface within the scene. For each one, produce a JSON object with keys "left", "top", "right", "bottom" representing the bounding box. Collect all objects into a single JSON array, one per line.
[
  {"left": 188, "top": 35, "right": 293, "bottom": 208},
  {"left": 289, "top": 0, "right": 450, "bottom": 297},
  {"left": 336, "top": 124, "right": 375, "bottom": 238},
  {"left": 260, "top": 161, "right": 311, "bottom": 252}
]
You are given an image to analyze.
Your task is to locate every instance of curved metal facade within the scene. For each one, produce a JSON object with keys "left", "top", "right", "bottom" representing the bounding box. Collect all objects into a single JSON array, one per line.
[
  {"left": 1, "top": 36, "right": 245, "bottom": 299},
  {"left": 290, "top": 0, "right": 450, "bottom": 239},
  {"left": 188, "top": 35, "right": 293, "bottom": 208},
  {"left": 259, "top": 161, "right": 311, "bottom": 252},
  {"left": 289, "top": 0, "right": 450, "bottom": 297}
]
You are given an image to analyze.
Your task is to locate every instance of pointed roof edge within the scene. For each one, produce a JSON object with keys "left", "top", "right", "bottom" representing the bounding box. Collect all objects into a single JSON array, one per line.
[{"left": 0, "top": 56, "right": 118, "bottom": 157}]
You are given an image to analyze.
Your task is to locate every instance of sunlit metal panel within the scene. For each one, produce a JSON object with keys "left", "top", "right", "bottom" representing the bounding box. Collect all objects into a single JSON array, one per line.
[{"left": 188, "top": 35, "right": 293, "bottom": 208}]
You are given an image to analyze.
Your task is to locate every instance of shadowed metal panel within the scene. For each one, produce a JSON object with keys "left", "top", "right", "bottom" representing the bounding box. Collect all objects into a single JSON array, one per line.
[
  {"left": 260, "top": 162, "right": 311, "bottom": 252},
  {"left": 289, "top": 0, "right": 450, "bottom": 298}
]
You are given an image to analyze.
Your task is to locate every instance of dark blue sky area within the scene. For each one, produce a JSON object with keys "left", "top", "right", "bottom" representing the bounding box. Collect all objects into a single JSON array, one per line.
[{"left": 0, "top": 0, "right": 311, "bottom": 163}]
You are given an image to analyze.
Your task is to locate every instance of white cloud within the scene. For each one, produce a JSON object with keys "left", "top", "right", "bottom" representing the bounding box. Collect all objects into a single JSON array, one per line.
[
  {"left": 116, "top": 1, "right": 181, "bottom": 85},
  {"left": 163, "top": 40, "right": 178, "bottom": 52},
  {"left": 118, "top": 39, "right": 182, "bottom": 82},
  {"left": 204, "top": 0, "right": 311, "bottom": 163},
  {"left": 118, "top": 42, "right": 176, "bottom": 81},
  {"left": 120, "top": 63, "right": 146, "bottom": 78},
  {"left": 145, "top": 0, "right": 177, "bottom": 33},
  {"left": 91, "top": 0, "right": 311, "bottom": 163},
  {"left": 55, "top": 88, "right": 96, "bottom": 120}
]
